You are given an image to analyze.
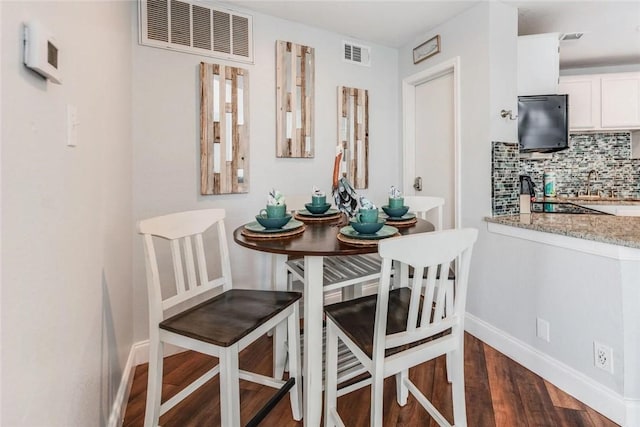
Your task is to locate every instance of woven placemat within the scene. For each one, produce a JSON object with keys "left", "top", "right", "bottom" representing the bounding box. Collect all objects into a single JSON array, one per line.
[
  {"left": 241, "top": 225, "right": 306, "bottom": 239},
  {"left": 336, "top": 232, "right": 400, "bottom": 246},
  {"left": 294, "top": 212, "right": 342, "bottom": 222},
  {"left": 384, "top": 217, "right": 418, "bottom": 227}
]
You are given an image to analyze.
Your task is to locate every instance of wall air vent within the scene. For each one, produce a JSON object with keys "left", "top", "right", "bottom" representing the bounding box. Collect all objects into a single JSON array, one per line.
[
  {"left": 139, "top": 0, "right": 253, "bottom": 63},
  {"left": 343, "top": 41, "right": 371, "bottom": 66}
]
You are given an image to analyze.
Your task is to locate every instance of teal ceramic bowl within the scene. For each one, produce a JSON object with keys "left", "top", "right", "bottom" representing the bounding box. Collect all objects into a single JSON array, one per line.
[
  {"left": 255, "top": 213, "right": 292, "bottom": 229},
  {"left": 349, "top": 218, "right": 385, "bottom": 234},
  {"left": 381, "top": 205, "right": 409, "bottom": 218},
  {"left": 305, "top": 203, "right": 331, "bottom": 214}
]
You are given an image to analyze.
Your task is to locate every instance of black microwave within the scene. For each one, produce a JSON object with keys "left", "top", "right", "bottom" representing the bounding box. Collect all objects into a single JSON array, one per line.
[{"left": 518, "top": 94, "right": 569, "bottom": 153}]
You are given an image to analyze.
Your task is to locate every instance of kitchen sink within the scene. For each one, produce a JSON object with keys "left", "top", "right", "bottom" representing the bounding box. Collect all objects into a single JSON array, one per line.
[{"left": 578, "top": 204, "right": 640, "bottom": 216}]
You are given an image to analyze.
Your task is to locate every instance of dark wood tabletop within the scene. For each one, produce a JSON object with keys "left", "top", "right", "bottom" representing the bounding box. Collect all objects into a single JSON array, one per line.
[{"left": 233, "top": 218, "right": 435, "bottom": 257}]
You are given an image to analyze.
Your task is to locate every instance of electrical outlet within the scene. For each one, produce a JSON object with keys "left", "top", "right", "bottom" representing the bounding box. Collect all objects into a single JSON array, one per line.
[
  {"left": 594, "top": 341, "right": 614, "bottom": 373},
  {"left": 536, "top": 317, "right": 550, "bottom": 342}
]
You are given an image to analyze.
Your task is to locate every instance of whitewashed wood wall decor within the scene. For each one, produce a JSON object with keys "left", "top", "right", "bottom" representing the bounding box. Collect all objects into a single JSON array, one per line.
[
  {"left": 338, "top": 86, "right": 369, "bottom": 189},
  {"left": 276, "top": 40, "right": 315, "bottom": 158},
  {"left": 200, "top": 62, "right": 250, "bottom": 195}
]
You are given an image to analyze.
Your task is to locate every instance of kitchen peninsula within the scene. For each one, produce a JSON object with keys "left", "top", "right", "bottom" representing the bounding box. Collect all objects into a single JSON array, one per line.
[{"left": 483, "top": 211, "right": 640, "bottom": 426}]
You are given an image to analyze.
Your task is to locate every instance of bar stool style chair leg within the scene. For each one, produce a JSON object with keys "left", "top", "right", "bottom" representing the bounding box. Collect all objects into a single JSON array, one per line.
[
  {"left": 324, "top": 228, "right": 478, "bottom": 427},
  {"left": 139, "top": 208, "right": 302, "bottom": 427}
]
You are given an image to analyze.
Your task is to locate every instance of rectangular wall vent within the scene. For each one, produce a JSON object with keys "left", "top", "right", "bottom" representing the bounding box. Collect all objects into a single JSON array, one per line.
[
  {"left": 139, "top": 0, "right": 253, "bottom": 63},
  {"left": 343, "top": 41, "right": 371, "bottom": 66}
]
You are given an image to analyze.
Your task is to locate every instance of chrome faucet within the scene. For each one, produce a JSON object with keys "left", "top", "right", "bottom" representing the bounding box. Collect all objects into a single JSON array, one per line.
[{"left": 587, "top": 170, "right": 598, "bottom": 196}]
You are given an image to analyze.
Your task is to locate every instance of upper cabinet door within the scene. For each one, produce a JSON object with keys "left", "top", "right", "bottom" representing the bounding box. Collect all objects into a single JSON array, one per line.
[
  {"left": 601, "top": 74, "right": 640, "bottom": 129},
  {"left": 517, "top": 33, "right": 560, "bottom": 96},
  {"left": 558, "top": 77, "right": 600, "bottom": 129}
]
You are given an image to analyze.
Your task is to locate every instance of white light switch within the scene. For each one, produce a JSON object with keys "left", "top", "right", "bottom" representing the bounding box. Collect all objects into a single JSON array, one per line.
[{"left": 67, "top": 104, "right": 79, "bottom": 147}]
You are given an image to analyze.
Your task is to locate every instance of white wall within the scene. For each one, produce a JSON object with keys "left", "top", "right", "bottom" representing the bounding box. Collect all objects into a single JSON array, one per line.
[
  {"left": 398, "top": 2, "right": 518, "bottom": 231},
  {"left": 1, "top": 2, "right": 133, "bottom": 426},
  {"left": 398, "top": 2, "right": 517, "bottom": 227},
  {"left": 132, "top": 6, "right": 400, "bottom": 340}
]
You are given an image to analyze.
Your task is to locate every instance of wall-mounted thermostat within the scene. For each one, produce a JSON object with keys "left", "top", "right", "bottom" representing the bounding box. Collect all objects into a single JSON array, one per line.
[{"left": 23, "top": 20, "right": 61, "bottom": 84}]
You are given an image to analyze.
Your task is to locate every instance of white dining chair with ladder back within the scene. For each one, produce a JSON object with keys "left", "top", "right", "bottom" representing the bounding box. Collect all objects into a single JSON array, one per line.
[
  {"left": 324, "top": 228, "right": 478, "bottom": 427},
  {"left": 138, "top": 208, "right": 302, "bottom": 427}
]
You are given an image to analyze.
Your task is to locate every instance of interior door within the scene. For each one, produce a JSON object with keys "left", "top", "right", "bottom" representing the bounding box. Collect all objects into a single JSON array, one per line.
[{"left": 413, "top": 71, "right": 455, "bottom": 229}]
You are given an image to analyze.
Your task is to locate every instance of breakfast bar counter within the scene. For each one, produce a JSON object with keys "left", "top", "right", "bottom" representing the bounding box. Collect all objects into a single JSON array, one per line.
[
  {"left": 484, "top": 212, "right": 640, "bottom": 425},
  {"left": 485, "top": 213, "right": 640, "bottom": 249}
]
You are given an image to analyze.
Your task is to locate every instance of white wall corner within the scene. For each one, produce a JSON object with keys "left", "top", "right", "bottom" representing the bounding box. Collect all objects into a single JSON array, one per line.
[
  {"left": 107, "top": 340, "right": 187, "bottom": 426},
  {"left": 465, "top": 312, "right": 626, "bottom": 426},
  {"left": 107, "top": 342, "right": 141, "bottom": 427}
]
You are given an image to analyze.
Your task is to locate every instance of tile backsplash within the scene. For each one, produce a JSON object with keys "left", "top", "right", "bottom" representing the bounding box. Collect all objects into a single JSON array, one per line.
[
  {"left": 491, "top": 132, "right": 639, "bottom": 216},
  {"left": 521, "top": 132, "right": 639, "bottom": 198},
  {"left": 491, "top": 141, "right": 519, "bottom": 216}
]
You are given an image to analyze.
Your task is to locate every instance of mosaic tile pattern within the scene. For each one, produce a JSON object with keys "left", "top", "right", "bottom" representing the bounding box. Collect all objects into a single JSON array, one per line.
[
  {"left": 491, "top": 133, "right": 640, "bottom": 216},
  {"left": 520, "top": 132, "right": 639, "bottom": 198},
  {"left": 491, "top": 141, "right": 520, "bottom": 216}
]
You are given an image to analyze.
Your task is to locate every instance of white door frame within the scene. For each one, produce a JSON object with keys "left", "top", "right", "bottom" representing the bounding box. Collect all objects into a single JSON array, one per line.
[{"left": 402, "top": 56, "right": 461, "bottom": 229}]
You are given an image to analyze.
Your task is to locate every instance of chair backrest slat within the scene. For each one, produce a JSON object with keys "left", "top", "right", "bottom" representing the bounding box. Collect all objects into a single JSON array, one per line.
[
  {"left": 377, "top": 228, "right": 477, "bottom": 353},
  {"left": 432, "top": 262, "right": 450, "bottom": 321},
  {"left": 194, "top": 233, "right": 209, "bottom": 289},
  {"left": 182, "top": 236, "right": 197, "bottom": 290},
  {"left": 170, "top": 239, "right": 187, "bottom": 294},
  {"left": 406, "top": 268, "right": 423, "bottom": 332},
  {"left": 138, "top": 209, "right": 231, "bottom": 322}
]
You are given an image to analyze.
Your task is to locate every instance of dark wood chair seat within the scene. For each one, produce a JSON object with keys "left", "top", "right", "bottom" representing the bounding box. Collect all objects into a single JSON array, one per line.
[
  {"left": 325, "top": 287, "right": 450, "bottom": 359},
  {"left": 161, "top": 289, "right": 301, "bottom": 347}
]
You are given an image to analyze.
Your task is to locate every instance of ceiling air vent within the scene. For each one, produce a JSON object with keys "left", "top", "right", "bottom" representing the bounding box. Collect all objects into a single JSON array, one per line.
[
  {"left": 343, "top": 41, "right": 371, "bottom": 67},
  {"left": 139, "top": 0, "right": 253, "bottom": 63}
]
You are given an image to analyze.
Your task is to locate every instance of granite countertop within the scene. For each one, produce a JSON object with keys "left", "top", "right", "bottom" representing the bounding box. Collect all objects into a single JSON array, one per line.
[{"left": 485, "top": 213, "right": 640, "bottom": 249}]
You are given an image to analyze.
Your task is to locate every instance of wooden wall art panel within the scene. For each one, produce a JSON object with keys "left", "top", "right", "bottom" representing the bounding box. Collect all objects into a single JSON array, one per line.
[
  {"left": 338, "top": 86, "right": 369, "bottom": 189},
  {"left": 200, "top": 62, "right": 250, "bottom": 195},
  {"left": 276, "top": 40, "right": 315, "bottom": 158}
]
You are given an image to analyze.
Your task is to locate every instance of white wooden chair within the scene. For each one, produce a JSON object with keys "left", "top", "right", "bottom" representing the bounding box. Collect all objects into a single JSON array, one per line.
[
  {"left": 138, "top": 208, "right": 302, "bottom": 427},
  {"left": 324, "top": 228, "right": 478, "bottom": 427},
  {"left": 403, "top": 195, "right": 445, "bottom": 231}
]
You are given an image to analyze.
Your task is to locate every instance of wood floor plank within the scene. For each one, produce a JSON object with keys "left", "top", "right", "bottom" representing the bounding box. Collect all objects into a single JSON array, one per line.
[
  {"left": 544, "top": 379, "right": 584, "bottom": 411},
  {"left": 483, "top": 342, "right": 529, "bottom": 427},
  {"left": 464, "top": 332, "right": 497, "bottom": 427},
  {"left": 123, "top": 333, "right": 620, "bottom": 427},
  {"left": 512, "top": 359, "right": 562, "bottom": 426},
  {"left": 585, "top": 405, "right": 620, "bottom": 427},
  {"left": 556, "top": 407, "right": 596, "bottom": 427}
]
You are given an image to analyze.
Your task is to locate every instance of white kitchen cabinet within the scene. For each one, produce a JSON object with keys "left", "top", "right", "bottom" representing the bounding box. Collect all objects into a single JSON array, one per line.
[
  {"left": 558, "top": 77, "right": 599, "bottom": 129},
  {"left": 601, "top": 74, "right": 640, "bottom": 128},
  {"left": 558, "top": 72, "right": 640, "bottom": 131},
  {"left": 518, "top": 33, "right": 560, "bottom": 96}
]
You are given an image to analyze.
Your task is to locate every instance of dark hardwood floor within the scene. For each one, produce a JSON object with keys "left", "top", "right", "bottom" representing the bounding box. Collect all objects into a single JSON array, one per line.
[{"left": 123, "top": 333, "right": 619, "bottom": 427}]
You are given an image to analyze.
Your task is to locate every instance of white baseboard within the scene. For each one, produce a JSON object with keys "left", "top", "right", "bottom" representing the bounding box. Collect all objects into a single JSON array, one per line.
[
  {"left": 465, "top": 313, "right": 626, "bottom": 426},
  {"left": 107, "top": 341, "right": 141, "bottom": 427},
  {"left": 107, "top": 340, "right": 187, "bottom": 427}
]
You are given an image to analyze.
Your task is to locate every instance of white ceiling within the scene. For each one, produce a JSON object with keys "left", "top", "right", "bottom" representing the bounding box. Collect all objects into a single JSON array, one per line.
[{"left": 226, "top": 0, "right": 640, "bottom": 69}]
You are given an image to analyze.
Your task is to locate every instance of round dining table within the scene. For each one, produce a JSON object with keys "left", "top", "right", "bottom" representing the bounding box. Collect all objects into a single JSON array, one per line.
[{"left": 233, "top": 217, "right": 434, "bottom": 426}]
